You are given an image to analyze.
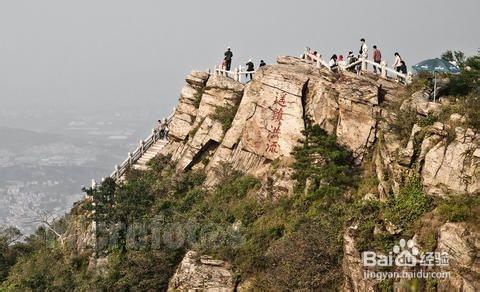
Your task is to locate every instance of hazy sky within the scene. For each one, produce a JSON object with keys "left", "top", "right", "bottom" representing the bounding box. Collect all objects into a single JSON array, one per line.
[{"left": 0, "top": 0, "right": 479, "bottom": 119}]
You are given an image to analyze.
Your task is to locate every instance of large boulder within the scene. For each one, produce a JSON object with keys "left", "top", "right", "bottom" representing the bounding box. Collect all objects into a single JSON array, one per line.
[
  {"left": 168, "top": 251, "right": 235, "bottom": 291},
  {"left": 238, "top": 65, "right": 307, "bottom": 161},
  {"left": 206, "top": 62, "right": 308, "bottom": 183}
]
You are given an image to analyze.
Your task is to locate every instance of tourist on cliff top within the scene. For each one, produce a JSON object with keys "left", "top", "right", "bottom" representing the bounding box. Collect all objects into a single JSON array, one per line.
[
  {"left": 346, "top": 51, "right": 357, "bottom": 72},
  {"left": 359, "top": 38, "right": 368, "bottom": 59},
  {"left": 347, "top": 51, "right": 355, "bottom": 63},
  {"left": 400, "top": 60, "right": 408, "bottom": 75},
  {"left": 392, "top": 52, "right": 403, "bottom": 72},
  {"left": 220, "top": 59, "right": 227, "bottom": 70},
  {"left": 303, "top": 47, "right": 311, "bottom": 60},
  {"left": 246, "top": 59, "right": 255, "bottom": 81},
  {"left": 259, "top": 60, "right": 266, "bottom": 67},
  {"left": 338, "top": 55, "right": 346, "bottom": 67},
  {"left": 373, "top": 45, "right": 382, "bottom": 74},
  {"left": 224, "top": 47, "right": 233, "bottom": 70},
  {"left": 329, "top": 54, "right": 338, "bottom": 72},
  {"left": 359, "top": 38, "right": 368, "bottom": 72}
]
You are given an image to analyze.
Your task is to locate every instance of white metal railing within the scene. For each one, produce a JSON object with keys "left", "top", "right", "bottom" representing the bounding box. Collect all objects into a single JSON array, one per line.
[
  {"left": 302, "top": 49, "right": 410, "bottom": 84},
  {"left": 303, "top": 50, "right": 331, "bottom": 69},
  {"left": 89, "top": 115, "right": 175, "bottom": 189},
  {"left": 108, "top": 128, "right": 164, "bottom": 181},
  {"left": 209, "top": 65, "right": 256, "bottom": 83},
  {"left": 346, "top": 58, "right": 408, "bottom": 82}
]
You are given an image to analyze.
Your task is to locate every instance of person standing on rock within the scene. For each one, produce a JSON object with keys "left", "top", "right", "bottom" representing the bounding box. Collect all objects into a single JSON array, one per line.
[
  {"left": 373, "top": 45, "right": 382, "bottom": 74},
  {"left": 163, "top": 118, "right": 169, "bottom": 140},
  {"left": 224, "top": 47, "right": 233, "bottom": 71},
  {"left": 157, "top": 119, "right": 165, "bottom": 138},
  {"left": 359, "top": 38, "right": 368, "bottom": 71},
  {"left": 393, "top": 52, "right": 403, "bottom": 73},
  {"left": 359, "top": 38, "right": 368, "bottom": 59},
  {"left": 338, "top": 55, "right": 346, "bottom": 67},
  {"left": 245, "top": 59, "right": 255, "bottom": 81},
  {"left": 346, "top": 51, "right": 357, "bottom": 72},
  {"left": 329, "top": 54, "right": 338, "bottom": 71}
]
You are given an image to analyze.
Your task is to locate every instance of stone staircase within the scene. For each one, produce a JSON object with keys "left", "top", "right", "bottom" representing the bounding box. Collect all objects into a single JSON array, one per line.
[{"left": 132, "top": 139, "right": 168, "bottom": 171}]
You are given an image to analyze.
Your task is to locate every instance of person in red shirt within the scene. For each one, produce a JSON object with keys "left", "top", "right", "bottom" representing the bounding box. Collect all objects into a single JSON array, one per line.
[{"left": 373, "top": 45, "right": 382, "bottom": 74}]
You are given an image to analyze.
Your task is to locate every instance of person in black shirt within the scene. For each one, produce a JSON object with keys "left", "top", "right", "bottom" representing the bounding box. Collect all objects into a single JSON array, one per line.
[
  {"left": 224, "top": 47, "right": 233, "bottom": 70},
  {"left": 259, "top": 60, "right": 266, "bottom": 67},
  {"left": 246, "top": 59, "right": 255, "bottom": 80}
]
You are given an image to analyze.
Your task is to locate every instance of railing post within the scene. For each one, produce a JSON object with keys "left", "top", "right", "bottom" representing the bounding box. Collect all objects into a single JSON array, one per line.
[
  {"left": 91, "top": 179, "right": 97, "bottom": 189},
  {"left": 381, "top": 61, "right": 387, "bottom": 79},
  {"left": 128, "top": 152, "right": 133, "bottom": 165},
  {"left": 140, "top": 140, "right": 145, "bottom": 154},
  {"left": 233, "top": 67, "right": 239, "bottom": 81},
  {"left": 361, "top": 58, "right": 367, "bottom": 72},
  {"left": 115, "top": 165, "right": 120, "bottom": 180},
  {"left": 239, "top": 65, "right": 242, "bottom": 83},
  {"left": 407, "top": 72, "right": 413, "bottom": 85}
]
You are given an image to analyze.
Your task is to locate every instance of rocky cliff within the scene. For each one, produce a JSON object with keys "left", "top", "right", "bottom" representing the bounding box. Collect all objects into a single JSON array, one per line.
[
  {"left": 158, "top": 56, "right": 479, "bottom": 291},
  {"left": 4, "top": 55, "right": 478, "bottom": 291}
]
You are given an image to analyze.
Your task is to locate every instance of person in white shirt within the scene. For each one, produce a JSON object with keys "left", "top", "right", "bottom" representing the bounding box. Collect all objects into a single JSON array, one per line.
[
  {"left": 328, "top": 54, "right": 338, "bottom": 71},
  {"left": 359, "top": 38, "right": 368, "bottom": 59},
  {"left": 392, "top": 52, "right": 403, "bottom": 72}
]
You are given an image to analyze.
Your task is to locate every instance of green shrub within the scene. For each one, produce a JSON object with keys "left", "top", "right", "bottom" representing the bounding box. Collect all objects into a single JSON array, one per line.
[
  {"left": 460, "top": 94, "right": 480, "bottom": 131},
  {"left": 384, "top": 176, "right": 432, "bottom": 228},
  {"left": 292, "top": 124, "right": 353, "bottom": 193},
  {"left": 441, "top": 55, "right": 480, "bottom": 97},
  {"left": 391, "top": 108, "right": 418, "bottom": 142},
  {"left": 147, "top": 154, "right": 172, "bottom": 172},
  {"left": 193, "top": 88, "right": 205, "bottom": 108},
  {"left": 437, "top": 195, "right": 480, "bottom": 223},
  {"left": 418, "top": 113, "right": 438, "bottom": 127},
  {"left": 212, "top": 104, "right": 239, "bottom": 131}
]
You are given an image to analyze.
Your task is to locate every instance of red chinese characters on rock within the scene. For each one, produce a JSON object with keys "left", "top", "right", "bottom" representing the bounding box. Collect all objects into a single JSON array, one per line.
[{"left": 266, "top": 92, "right": 287, "bottom": 154}]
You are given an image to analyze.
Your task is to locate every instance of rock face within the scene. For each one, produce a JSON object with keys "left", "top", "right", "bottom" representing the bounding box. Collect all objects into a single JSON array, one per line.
[
  {"left": 168, "top": 251, "right": 235, "bottom": 291},
  {"left": 168, "top": 71, "right": 210, "bottom": 141},
  {"left": 166, "top": 75, "right": 244, "bottom": 172},
  {"left": 164, "top": 57, "right": 398, "bottom": 186},
  {"left": 148, "top": 56, "right": 480, "bottom": 290},
  {"left": 342, "top": 225, "right": 378, "bottom": 292},
  {"left": 421, "top": 126, "right": 480, "bottom": 197},
  {"left": 63, "top": 200, "right": 96, "bottom": 254},
  {"left": 437, "top": 223, "right": 480, "bottom": 291}
]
